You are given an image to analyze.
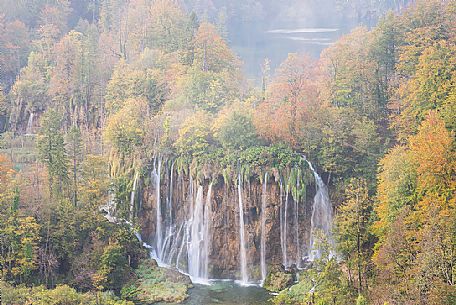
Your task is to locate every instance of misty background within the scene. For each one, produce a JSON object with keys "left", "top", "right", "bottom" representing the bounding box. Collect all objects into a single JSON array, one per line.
[
  {"left": 180, "top": 0, "right": 413, "bottom": 78},
  {"left": 1, "top": 0, "right": 413, "bottom": 79}
]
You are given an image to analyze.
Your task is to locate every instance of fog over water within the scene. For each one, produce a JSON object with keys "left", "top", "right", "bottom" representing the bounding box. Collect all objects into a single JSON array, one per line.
[{"left": 180, "top": 0, "right": 413, "bottom": 78}]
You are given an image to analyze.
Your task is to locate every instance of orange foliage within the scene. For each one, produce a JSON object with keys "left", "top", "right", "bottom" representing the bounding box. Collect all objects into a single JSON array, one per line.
[
  {"left": 253, "top": 53, "right": 320, "bottom": 147},
  {"left": 193, "top": 22, "right": 241, "bottom": 74},
  {"left": 409, "top": 111, "right": 455, "bottom": 194}
]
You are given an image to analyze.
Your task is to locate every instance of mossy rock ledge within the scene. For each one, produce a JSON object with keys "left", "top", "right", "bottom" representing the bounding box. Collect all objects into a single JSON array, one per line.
[
  {"left": 263, "top": 265, "right": 295, "bottom": 293},
  {"left": 122, "top": 260, "right": 192, "bottom": 304}
]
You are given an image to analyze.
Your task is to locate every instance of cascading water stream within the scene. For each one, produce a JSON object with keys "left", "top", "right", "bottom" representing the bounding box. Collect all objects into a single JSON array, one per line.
[
  {"left": 26, "top": 112, "right": 34, "bottom": 135},
  {"left": 153, "top": 158, "right": 163, "bottom": 257},
  {"left": 283, "top": 185, "right": 289, "bottom": 268},
  {"left": 129, "top": 172, "right": 139, "bottom": 222},
  {"left": 279, "top": 181, "right": 285, "bottom": 267},
  {"left": 160, "top": 161, "right": 176, "bottom": 262},
  {"left": 188, "top": 186, "right": 205, "bottom": 280},
  {"left": 260, "top": 173, "right": 268, "bottom": 283},
  {"left": 294, "top": 174, "right": 301, "bottom": 268},
  {"left": 238, "top": 173, "right": 249, "bottom": 285},
  {"left": 202, "top": 183, "right": 212, "bottom": 279},
  {"left": 304, "top": 158, "right": 333, "bottom": 261}
]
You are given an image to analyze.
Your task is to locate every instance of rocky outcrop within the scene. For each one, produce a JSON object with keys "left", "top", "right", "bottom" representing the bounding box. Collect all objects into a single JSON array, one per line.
[{"left": 263, "top": 265, "right": 295, "bottom": 292}]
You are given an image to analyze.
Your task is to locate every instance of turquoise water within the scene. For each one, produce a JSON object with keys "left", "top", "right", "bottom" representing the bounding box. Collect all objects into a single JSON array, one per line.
[{"left": 163, "top": 281, "right": 273, "bottom": 305}]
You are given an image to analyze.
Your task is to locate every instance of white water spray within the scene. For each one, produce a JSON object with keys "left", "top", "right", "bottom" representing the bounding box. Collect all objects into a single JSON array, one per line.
[
  {"left": 260, "top": 173, "right": 268, "bottom": 283},
  {"left": 26, "top": 112, "right": 34, "bottom": 135},
  {"left": 188, "top": 186, "right": 205, "bottom": 279},
  {"left": 129, "top": 172, "right": 139, "bottom": 222},
  {"left": 305, "top": 158, "right": 333, "bottom": 261},
  {"left": 238, "top": 173, "right": 248, "bottom": 284},
  {"left": 153, "top": 158, "right": 163, "bottom": 256},
  {"left": 294, "top": 174, "right": 301, "bottom": 268}
]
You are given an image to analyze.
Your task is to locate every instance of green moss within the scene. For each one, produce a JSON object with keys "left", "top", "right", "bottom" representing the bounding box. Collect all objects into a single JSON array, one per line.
[
  {"left": 263, "top": 267, "right": 294, "bottom": 293},
  {"left": 123, "top": 260, "right": 192, "bottom": 304}
]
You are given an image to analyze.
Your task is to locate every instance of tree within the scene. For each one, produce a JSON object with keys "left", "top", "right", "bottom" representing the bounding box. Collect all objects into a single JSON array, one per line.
[
  {"left": 372, "top": 112, "right": 455, "bottom": 304},
  {"left": 9, "top": 51, "right": 50, "bottom": 133},
  {"left": 192, "top": 22, "right": 241, "bottom": 74},
  {"left": 66, "top": 126, "right": 83, "bottom": 206},
  {"left": 104, "top": 98, "right": 147, "bottom": 157},
  {"left": 105, "top": 60, "right": 167, "bottom": 115},
  {"left": 0, "top": 15, "right": 29, "bottom": 88},
  {"left": 37, "top": 110, "right": 68, "bottom": 196},
  {"left": 0, "top": 155, "right": 40, "bottom": 283},
  {"left": 147, "top": 0, "right": 193, "bottom": 53},
  {"left": 254, "top": 53, "right": 319, "bottom": 148},
  {"left": 49, "top": 30, "right": 99, "bottom": 128},
  {"left": 212, "top": 101, "right": 260, "bottom": 151},
  {"left": 335, "top": 178, "right": 372, "bottom": 294},
  {"left": 393, "top": 41, "right": 456, "bottom": 141},
  {"left": 174, "top": 111, "right": 213, "bottom": 158}
]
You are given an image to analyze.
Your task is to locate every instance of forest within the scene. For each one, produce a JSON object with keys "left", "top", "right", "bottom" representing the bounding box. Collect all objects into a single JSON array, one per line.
[{"left": 0, "top": 0, "right": 454, "bottom": 304}]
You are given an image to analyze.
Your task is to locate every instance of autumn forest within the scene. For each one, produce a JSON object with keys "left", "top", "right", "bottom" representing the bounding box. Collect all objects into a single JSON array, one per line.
[{"left": 0, "top": 0, "right": 455, "bottom": 304}]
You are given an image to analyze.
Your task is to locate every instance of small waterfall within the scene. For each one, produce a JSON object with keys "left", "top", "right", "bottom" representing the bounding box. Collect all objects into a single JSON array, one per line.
[
  {"left": 280, "top": 173, "right": 305, "bottom": 268},
  {"left": 153, "top": 158, "right": 163, "bottom": 256},
  {"left": 238, "top": 173, "right": 248, "bottom": 284},
  {"left": 129, "top": 172, "right": 139, "bottom": 222},
  {"left": 187, "top": 184, "right": 212, "bottom": 283},
  {"left": 202, "top": 183, "right": 212, "bottom": 279},
  {"left": 188, "top": 186, "right": 205, "bottom": 279},
  {"left": 26, "top": 112, "right": 34, "bottom": 135},
  {"left": 305, "top": 158, "right": 333, "bottom": 261},
  {"left": 160, "top": 161, "right": 176, "bottom": 262},
  {"left": 283, "top": 185, "right": 289, "bottom": 268},
  {"left": 294, "top": 174, "right": 301, "bottom": 268},
  {"left": 279, "top": 181, "right": 286, "bottom": 267},
  {"left": 260, "top": 173, "right": 268, "bottom": 283}
]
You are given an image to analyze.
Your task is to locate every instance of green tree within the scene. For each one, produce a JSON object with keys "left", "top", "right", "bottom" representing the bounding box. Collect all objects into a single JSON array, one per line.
[
  {"left": 66, "top": 126, "right": 83, "bottom": 206},
  {"left": 37, "top": 109, "right": 68, "bottom": 196},
  {"left": 335, "top": 178, "right": 372, "bottom": 294}
]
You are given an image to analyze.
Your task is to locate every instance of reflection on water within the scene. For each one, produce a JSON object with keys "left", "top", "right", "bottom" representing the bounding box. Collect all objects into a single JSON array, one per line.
[
  {"left": 160, "top": 281, "right": 273, "bottom": 305},
  {"left": 232, "top": 26, "right": 342, "bottom": 79}
]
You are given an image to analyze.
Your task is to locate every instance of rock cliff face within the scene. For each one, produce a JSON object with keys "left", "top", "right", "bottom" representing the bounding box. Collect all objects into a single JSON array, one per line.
[{"left": 138, "top": 159, "right": 317, "bottom": 282}]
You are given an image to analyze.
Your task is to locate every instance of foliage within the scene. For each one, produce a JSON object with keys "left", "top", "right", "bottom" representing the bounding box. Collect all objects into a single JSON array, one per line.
[
  {"left": 0, "top": 281, "right": 134, "bottom": 305},
  {"left": 104, "top": 99, "right": 148, "bottom": 157},
  {"left": 0, "top": 0, "right": 454, "bottom": 304},
  {"left": 263, "top": 267, "right": 294, "bottom": 293},
  {"left": 122, "top": 260, "right": 191, "bottom": 304},
  {"left": 213, "top": 102, "right": 261, "bottom": 150},
  {"left": 37, "top": 109, "right": 68, "bottom": 196},
  {"left": 334, "top": 178, "right": 373, "bottom": 294},
  {"left": 274, "top": 234, "right": 352, "bottom": 305},
  {"left": 372, "top": 112, "right": 455, "bottom": 304}
]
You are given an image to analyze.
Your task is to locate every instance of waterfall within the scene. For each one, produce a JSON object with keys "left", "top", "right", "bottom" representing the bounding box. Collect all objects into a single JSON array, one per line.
[
  {"left": 185, "top": 183, "right": 212, "bottom": 283},
  {"left": 153, "top": 158, "right": 163, "bottom": 256},
  {"left": 279, "top": 181, "right": 285, "bottom": 267},
  {"left": 260, "top": 173, "right": 268, "bottom": 283},
  {"left": 305, "top": 158, "right": 333, "bottom": 261},
  {"left": 202, "top": 183, "right": 212, "bottom": 279},
  {"left": 129, "top": 172, "right": 139, "bottom": 222},
  {"left": 280, "top": 172, "right": 307, "bottom": 268},
  {"left": 294, "top": 174, "right": 301, "bottom": 268},
  {"left": 160, "top": 161, "right": 176, "bottom": 262},
  {"left": 188, "top": 186, "right": 205, "bottom": 279},
  {"left": 283, "top": 185, "right": 289, "bottom": 268},
  {"left": 238, "top": 173, "right": 248, "bottom": 284},
  {"left": 26, "top": 112, "right": 34, "bottom": 135}
]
